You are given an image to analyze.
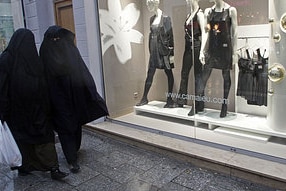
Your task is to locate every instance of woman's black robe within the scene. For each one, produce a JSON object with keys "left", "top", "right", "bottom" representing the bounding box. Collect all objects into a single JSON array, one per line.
[
  {"left": 40, "top": 26, "right": 108, "bottom": 135},
  {"left": 0, "top": 28, "right": 54, "bottom": 144}
]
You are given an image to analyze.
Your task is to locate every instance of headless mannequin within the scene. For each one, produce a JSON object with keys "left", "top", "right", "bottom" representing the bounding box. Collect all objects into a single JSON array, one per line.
[
  {"left": 199, "top": 0, "right": 238, "bottom": 117},
  {"left": 177, "top": 0, "right": 206, "bottom": 116},
  {"left": 136, "top": 0, "right": 175, "bottom": 108}
]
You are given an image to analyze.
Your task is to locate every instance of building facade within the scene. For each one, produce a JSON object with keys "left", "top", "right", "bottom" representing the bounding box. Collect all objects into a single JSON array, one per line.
[{"left": 2, "top": 0, "right": 286, "bottom": 164}]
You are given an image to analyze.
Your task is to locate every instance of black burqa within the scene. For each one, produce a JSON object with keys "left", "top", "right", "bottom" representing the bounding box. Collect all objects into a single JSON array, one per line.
[
  {"left": 0, "top": 28, "right": 59, "bottom": 171},
  {"left": 0, "top": 28, "right": 54, "bottom": 144},
  {"left": 40, "top": 26, "right": 108, "bottom": 164}
]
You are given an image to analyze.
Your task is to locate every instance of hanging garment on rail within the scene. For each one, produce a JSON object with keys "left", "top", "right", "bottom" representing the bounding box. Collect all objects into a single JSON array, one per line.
[{"left": 237, "top": 48, "right": 268, "bottom": 106}]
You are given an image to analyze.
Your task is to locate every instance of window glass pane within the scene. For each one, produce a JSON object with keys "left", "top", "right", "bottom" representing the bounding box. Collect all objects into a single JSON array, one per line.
[
  {"left": 96, "top": 0, "right": 286, "bottom": 160},
  {"left": 0, "top": 0, "right": 14, "bottom": 53}
]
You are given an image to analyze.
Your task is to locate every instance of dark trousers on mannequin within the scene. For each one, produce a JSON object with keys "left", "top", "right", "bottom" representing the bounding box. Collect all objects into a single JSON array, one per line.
[
  {"left": 177, "top": 47, "right": 203, "bottom": 111},
  {"left": 143, "top": 67, "right": 174, "bottom": 98},
  {"left": 137, "top": 66, "right": 174, "bottom": 107}
]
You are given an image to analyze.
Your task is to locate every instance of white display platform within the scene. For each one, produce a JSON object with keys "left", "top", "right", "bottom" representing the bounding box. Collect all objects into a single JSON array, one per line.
[{"left": 134, "top": 101, "right": 286, "bottom": 140}]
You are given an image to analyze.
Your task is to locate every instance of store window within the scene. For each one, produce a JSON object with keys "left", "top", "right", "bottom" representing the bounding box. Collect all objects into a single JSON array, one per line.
[
  {"left": 97, "top": 0, "right": 286, "bottom": 161},
  {"left": 0, "top": 0, "right": 24, "bottom": 54},
  {"left": 0, "top": 0, "right": 14, "bottom": 53}
]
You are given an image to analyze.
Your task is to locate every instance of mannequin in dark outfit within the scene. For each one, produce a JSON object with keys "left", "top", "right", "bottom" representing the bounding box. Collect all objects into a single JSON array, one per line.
[
  {"left": 177, "top": 0, "right": 206, "bottom": 116},
  {"left": 136, "top": 0, "right": 175, "bottom": 108},
  {"left": 199, "top": 0, "right": 238, "bottom": 117}
]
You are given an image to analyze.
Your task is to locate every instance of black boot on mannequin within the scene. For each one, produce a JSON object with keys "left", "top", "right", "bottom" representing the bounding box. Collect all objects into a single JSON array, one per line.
[
  {"left": 164, "top": 97, "right": 176, "bottom": 108},
  {"left": 136, "top": 97, "right": 148, "bottom": 106},
  {"left": 220, "top": 103, "right": 227, "bottom": 118},
  {"left": 188, "top": 100, "right": 204, "bottom": 116}
]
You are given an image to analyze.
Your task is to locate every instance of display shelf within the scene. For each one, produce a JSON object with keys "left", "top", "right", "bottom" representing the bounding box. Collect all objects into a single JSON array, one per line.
[{"left": 134, "top": 100, "right": 286, "bottom": 139}]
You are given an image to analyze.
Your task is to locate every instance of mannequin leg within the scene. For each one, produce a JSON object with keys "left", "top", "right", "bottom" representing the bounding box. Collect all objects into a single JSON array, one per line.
[
  {"left": 220, "top": 69, "right": 231, "bottom": 117},
  {"left": 191, "top": 66, "right": 212, "bottom": 115},
  {"left": 136, "top": 67, "right": 156, "bottom": 106},
  {"left": 188, "top": 48, "right": 203, "bottom": 115},
  {"left": 177, "top": 50, "right": 192, "bottom": 106},
  {"left": 164, "top": 68, "right": 175, "bottom": 108}
]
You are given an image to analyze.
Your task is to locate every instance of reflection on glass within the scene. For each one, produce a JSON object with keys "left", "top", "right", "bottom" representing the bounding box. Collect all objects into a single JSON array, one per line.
[{"left": 280, "top": 13, "right": 286, "bottom": 33}]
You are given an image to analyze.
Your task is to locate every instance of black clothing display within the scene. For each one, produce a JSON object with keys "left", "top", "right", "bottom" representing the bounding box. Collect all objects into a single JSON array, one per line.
[
  {"left": 0, "top": 29, "right": 66, "bottom": 178},
  {"left": 40, "top": 26, "right": 108, "bottom": 165},
  {"left": 184, "top": 9, "right": 202, "bottom": 49},
  {"left": 199, "top": 6, "right": 234, "bottom": 118},
  {"left": 177, "top": 9, "right": 204, "bottom": 115},
  {"left": 237, "top": 49, "right": 255, "bottom": 101},
  {"left": 237, "top": 49, "right": 268, "bottom": 106},
  {"left": 206, "top": 8, "right": 233, "bottom": 70},
  {"left": 149, "top": 14, "right": 174, "bottom": 69},
  {"left": 137, "top": 14, "right": 175, "bottom": 107}
]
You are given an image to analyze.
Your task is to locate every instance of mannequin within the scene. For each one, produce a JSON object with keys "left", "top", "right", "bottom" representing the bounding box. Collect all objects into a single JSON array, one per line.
[
  {"left": 136, "top": 0, "right": 176, "bottom": 108},
  {"left": 177, "top": 0, "right": 206, "bottom": 116},
  {"left": 199, "top": 0, "right": 238, "bottom": 117}
]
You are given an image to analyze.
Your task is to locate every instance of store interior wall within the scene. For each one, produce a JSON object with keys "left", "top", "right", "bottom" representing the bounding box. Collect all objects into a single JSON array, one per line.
[{"left": 98, "top": 0, "right": 145, "bottom": 117}]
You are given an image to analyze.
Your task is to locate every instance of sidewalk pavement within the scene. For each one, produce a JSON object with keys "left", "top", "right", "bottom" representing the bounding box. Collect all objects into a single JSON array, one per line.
[{"left": 0, "top": 128, "right": 282, "bottom": 191}]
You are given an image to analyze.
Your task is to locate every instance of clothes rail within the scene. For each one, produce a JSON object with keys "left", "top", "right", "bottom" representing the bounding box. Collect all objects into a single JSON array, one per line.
[{"left": 238, "top": 36, "right": 269, "bottom": 39}]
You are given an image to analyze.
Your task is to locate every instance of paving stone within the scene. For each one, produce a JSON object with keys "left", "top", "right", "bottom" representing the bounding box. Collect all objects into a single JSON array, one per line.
[
  {"left": 101, "top": 163, "right": 145, "bottom": 183},
  {"left": 160, "top": 182, "right": 193, "bottom": 191},
  {"left": 205, "top": 174, "right": 278, "bottom": 191},
  {"left": 96, "top": 150, "right": 135, "bottom": 168},
  {"left": 172, "top": 167, "right": 216, "bottom": 190},
  {"left": 62, "top": 165, "right": 100, "bottom": 186},
  {"left": 75, "top": 174, "right": 122, "bottom": 191},
  {"left": 127, "top": 150, "right": 165, "bottom": 171},
  {"left": 119, "top": 178, "right": 155, "bottom": 191},
  {"left": 139, "top": 157, "right": 188, "bottom": 187},
  {"left": 24, "top": 179, "right": 77, "bottom": 191}
]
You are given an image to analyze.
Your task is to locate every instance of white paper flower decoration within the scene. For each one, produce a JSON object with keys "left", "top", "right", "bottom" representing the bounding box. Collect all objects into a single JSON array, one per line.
[{"left": 99, "top": 0, "right": 143, "bottom": 64}]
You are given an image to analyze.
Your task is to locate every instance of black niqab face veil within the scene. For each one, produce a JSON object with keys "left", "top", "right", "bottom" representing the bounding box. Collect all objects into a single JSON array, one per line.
[
  {"left": 6, "top": 28, "right": 42, "bottom": 76},
  {"left": 40, "top": 25, "right": 76, "bottom": 76}
]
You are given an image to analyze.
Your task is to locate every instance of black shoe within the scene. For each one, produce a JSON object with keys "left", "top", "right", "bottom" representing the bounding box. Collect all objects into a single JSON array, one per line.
[
  {"left": 51, "top": 169, "right": 69, "bottom": 180},
  {"left": 136, "top": 98, "right": 148, "bottom": 106},
  {"left": 220, "top": 104, "right": 227, "bottom": 118},
  {"left": 164, "top": 98, "right": 177, "bottom": 108},
  {"left": 13, "top": 166, "right": 32, "bottom": 176},
  {"left": 18, "top": 169, "right": 31, "bottom": 176},
  {"left": 188, "top": 107, "right": 195, "bottom": 116},
  {"left": 176, "top": 99, "right": 185, "bottom": 108},
  {"left": 164, "top": 103, "right": 176, "bottom": 108},
  {"left": 10, "top": 166, "right": 19, "bottom": 171},
  {"left": 70, "top": 162, "right": 80, "bottom": 173},
  {"left": 195, "top": 101, "right": 204, "bottom": 113}
]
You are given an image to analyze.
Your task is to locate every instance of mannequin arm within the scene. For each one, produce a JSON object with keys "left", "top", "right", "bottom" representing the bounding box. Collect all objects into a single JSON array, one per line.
[
  {"left": 199, "top": 8, "right": 211, "bottom": 65},
  {"left": 230, "top": 6, "right": 238, "bottom": 65}
]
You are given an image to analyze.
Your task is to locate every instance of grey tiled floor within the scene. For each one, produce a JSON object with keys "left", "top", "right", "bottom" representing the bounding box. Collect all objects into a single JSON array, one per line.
[{"left": 0, "top": 129, "right": 281, "bottom": 191}]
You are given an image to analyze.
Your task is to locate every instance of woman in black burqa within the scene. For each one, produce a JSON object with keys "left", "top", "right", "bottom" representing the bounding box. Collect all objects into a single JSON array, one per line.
[
  {"left": 0, "top": 28, "right": 68, "bottom": 180},
  {"left": 40, "top": 26, "right": 109, "bottom": 173}
]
